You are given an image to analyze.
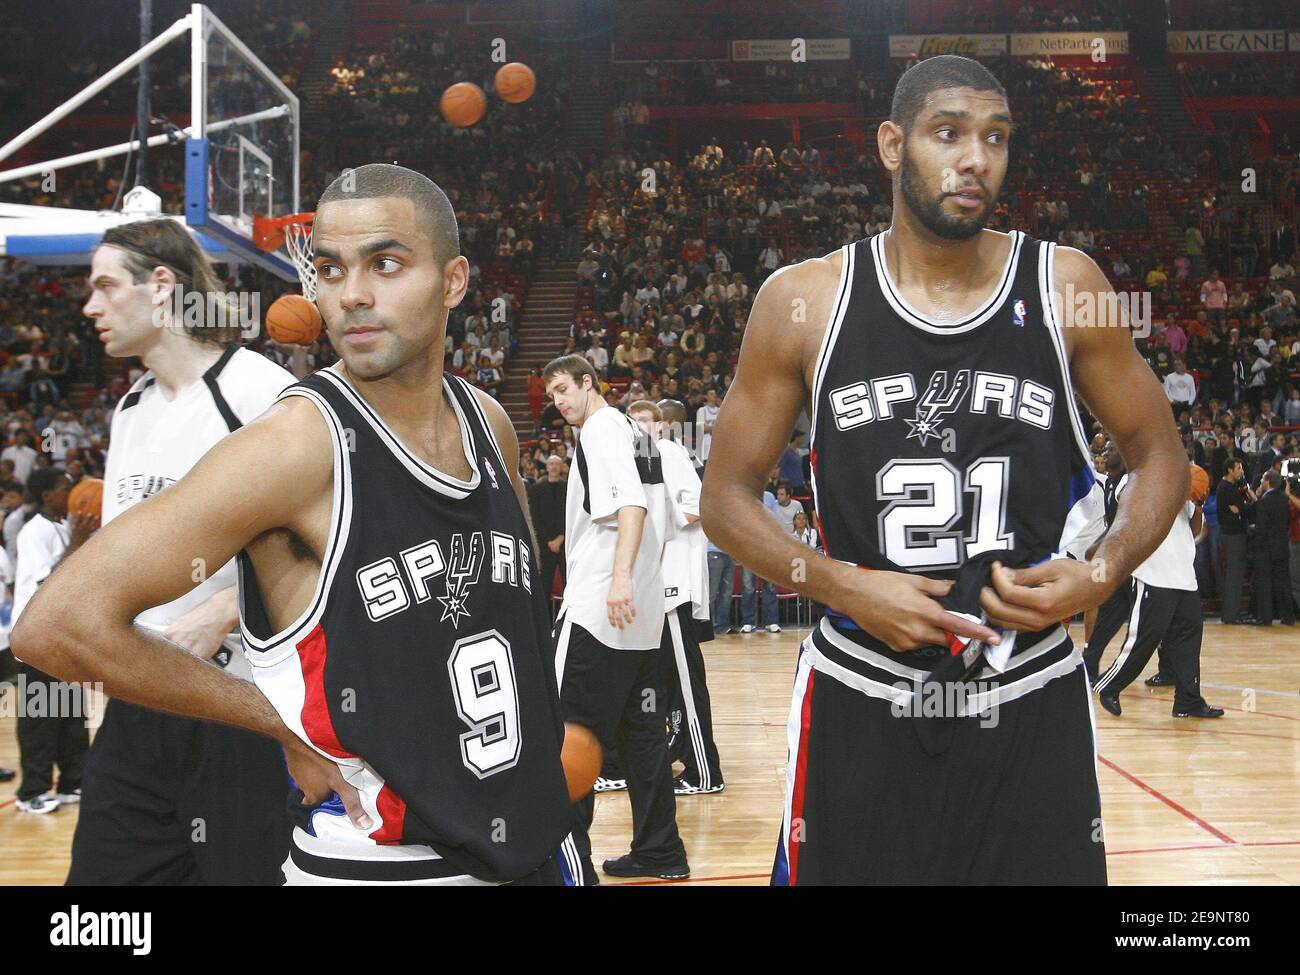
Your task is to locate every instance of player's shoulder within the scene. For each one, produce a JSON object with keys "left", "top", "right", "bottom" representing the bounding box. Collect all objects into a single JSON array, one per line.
[
  {"left": 757, "top": 247, "right": 844, "bottom": 304},
  {"left": 220, "top": 391, "right": 334, "bottom": 486},
  {"left": 1050, "top": 244, "right": 1107, "bottom": 286},
  {"left": 226, "top": 346, "right": 296, "bottom": 393},
  {"left": 460, "top": 377, "right": 518, "bottom": 451},
  {"left": 656, "top": 437, "right": 692, "bottom": 464}
]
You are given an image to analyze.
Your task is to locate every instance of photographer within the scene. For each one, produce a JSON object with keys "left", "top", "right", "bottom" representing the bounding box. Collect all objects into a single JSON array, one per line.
[
  {"left": 1215, "top": 458, "right": 1255, "bottom": 623},
  {"left": 1253, "top": 470, "right": 1295, "bottom": 626}
]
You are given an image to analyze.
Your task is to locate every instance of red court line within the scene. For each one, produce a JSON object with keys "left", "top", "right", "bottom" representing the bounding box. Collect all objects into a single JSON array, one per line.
[
  {"left": 1104, "top": 727, "right": 1298, "bottom": 743},
  {"left": 1097, "top": 754, "right": 1236, "bottom": 844},
  {"left": 1107, "top": 841, "right": 1231, "bottom": 856},
  {"left": 0, "top": 797, "right": 15, "bottom": 810}
]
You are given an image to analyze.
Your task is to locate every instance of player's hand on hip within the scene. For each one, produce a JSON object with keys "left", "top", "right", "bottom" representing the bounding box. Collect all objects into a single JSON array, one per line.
[
  {"left": 284, "top": 737, "right": 372, "bottom": 831},
  {"left": 606, "top": 572, "right": 637, "bottom": 629},
  {"left": 162, "top": 590, "right": 236, "bottom": 661},
  {"left": 980, "top": 559, "right": 1104, "bottom": 632},
  {"left": 840, "top": 569, "right": 1000, "bottom": 652}
]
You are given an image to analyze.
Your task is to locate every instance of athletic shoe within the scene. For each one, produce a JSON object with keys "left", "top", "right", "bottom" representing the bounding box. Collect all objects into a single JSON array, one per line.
[
  {"left": 593, "top": 776, "right": 627, "bottom": 792},
  {"left": 0, "top": 768, "right": 14, "bottom": 783},
  {"left": 1144, "top": 673, "right": 1175, "bottom": 687},
  {"left": 674, "top": 776, "right": 725, "bottom": 795},
  {"left": 1173, "top": 704, "right": 1225, "bottom": 718},
  {"left": 56, "top": 789, "right": 82, "bottom": 805},
  {"left": 766, "top": 623, "right": 782, "bottom": 633},
  {"left": 602, "top": 853, "right": 690, "bottom": 880},
  {"left": 738, "top": 624, "right": 755, "bottom": 634},
  {"left": 15, "top": 794, "right": 60, "bottom": 814},
  {"left": 1098, "top": 694, "right": 1121, "bottom": 717}
]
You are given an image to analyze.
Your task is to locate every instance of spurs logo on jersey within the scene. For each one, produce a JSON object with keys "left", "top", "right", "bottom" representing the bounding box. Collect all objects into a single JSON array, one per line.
[
  {"left": 357, "top": 528, "right": 532, "bottom": 626},
  {"left": 113, "top": 472, "right": 178, "bottom": 506},
  {"left": 810, "top": 230, "right": 1095, "bottom": 583},
  {"left": 238, "top": 366, "right": 570, "bottom": 883},
  {"left": 828, "top": 367, "right": 1055, "bottom": 439}
]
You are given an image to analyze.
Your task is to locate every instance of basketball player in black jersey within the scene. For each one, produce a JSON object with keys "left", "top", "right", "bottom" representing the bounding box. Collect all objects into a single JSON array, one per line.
[
  {"left": 14, "top": 164, "right": 571, "bottom": 885},
  {"left": 702, "top": 56, "right": 1190, "bottom": 885}
]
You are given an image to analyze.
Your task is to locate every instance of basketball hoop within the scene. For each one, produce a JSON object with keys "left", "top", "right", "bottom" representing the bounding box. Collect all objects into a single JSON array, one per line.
[{"left": 253, "top": 211, "right": 316, "bottom": 300}]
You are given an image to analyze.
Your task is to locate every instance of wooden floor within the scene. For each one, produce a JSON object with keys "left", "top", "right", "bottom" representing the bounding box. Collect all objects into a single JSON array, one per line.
[{"left": 2, "top": 621, "right": 1297, "bottom": 886}]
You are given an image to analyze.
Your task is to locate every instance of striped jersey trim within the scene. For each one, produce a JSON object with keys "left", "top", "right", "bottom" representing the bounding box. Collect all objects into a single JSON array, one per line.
[
  {"left": 873, "top": 229, "right": 1024, "bottom": 334},
  {"left": 317, "top": 367, "right": 481, "bottom": 498}
]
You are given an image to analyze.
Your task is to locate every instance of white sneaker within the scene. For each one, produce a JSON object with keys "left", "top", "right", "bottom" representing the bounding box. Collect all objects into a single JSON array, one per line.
[
  {"left": 593, "top": 776, "right": 627, "bottom": 793},
  {"left": 56, "top": 789, "right": 81, "bottom": 805},
  {"left": 16, "top": 794, "right": 60, "bottom": 814},
  {"left": 738, "top": 624, "right": 755, "bottom": 634},
  {"left": 767, "top": 623, "right": 782, "bottom": 633}
]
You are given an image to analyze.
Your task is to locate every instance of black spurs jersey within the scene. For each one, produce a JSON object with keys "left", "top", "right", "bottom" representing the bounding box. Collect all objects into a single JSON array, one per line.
[
  {"left": 809, "top": 230, "right": 1096, "bottom": 643},
  {"left": 237, "top": 366, "right": 569, "bottom": 884}
]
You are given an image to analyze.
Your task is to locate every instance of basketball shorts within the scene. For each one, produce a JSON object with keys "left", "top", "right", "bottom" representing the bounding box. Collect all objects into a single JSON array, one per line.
[
  {"left": 773, "top": 618, "right": 1107, "bottom": 885},
  {"left": 68, "top": 698, "right": 291, "bottom": 886}
]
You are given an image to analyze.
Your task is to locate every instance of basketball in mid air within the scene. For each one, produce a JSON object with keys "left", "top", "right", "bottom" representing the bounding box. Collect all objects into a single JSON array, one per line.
[
  {"left": 494, "top": 62, "right": 535, "bottom": 104},
  {"left": 441, "top": 81, "right": 487, "bottom": 126}
]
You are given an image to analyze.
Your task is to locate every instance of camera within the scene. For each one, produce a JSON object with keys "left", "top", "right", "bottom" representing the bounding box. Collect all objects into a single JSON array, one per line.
[{"left": 1283, "top": 458, "right": 1300, "bottom": 494}]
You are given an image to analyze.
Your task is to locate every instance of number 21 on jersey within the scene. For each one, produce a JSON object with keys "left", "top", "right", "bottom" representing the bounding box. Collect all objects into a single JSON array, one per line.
[{"left": 876, "top": 456, "right": 1014, "bottom": 570}]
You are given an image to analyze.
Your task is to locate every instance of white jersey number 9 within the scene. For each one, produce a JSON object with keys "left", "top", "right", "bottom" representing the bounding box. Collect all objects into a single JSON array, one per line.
[{"left": 448, "top": 630, "right": 522, "bottom": 779}]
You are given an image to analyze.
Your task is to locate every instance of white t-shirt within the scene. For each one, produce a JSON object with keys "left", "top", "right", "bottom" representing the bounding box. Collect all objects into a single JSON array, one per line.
[
  {"left": 104, "top": 347, "right": 294, "bottom": 669},
  {"left": 1117, "top": 475, "right": 1197, "bottom": 591},
  {"left": 774, "top": 497, "right": 804, "bottom": 534},
  {"left": 696, "top": 403, "right": 720, "bottom": 461},
  {"left": 13, "top": 512, "right": 69, "bottom": 637},
  {"left": 0, "top": 544, "right": 13, "bottom": 651},
  {"left": 658, "top": 438, "right": 708, "bottom": 619},
  {"left": 1, "top": 444, "right": 37, "bottom": 485},
  {"left": 561, "top": 406, "right": 667, "bottom": 649}
]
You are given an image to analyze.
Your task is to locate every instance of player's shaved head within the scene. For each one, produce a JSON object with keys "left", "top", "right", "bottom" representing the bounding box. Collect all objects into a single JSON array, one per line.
[
  {"left": 317, "top": 163, "right": 459, "bottom": 264},
  {"left": 890, "top": 55, "right": 1008, "bottom": 132}
]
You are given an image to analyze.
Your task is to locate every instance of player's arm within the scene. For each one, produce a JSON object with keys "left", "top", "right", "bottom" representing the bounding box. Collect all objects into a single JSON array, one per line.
[
  {"left": 584, "top": 412, "right": 650, "bottom": 630},
  {"left": 701, "top": 260, "right": 999, "bottom": 652},
  {"left": 608, "top": 505, "right": 646, "bottom": 629},
  {"left": 11, "top": 400, "right": 323, "bottom": 728},
  {"left": 983, "top": 246, "right": 1189, "bottom": 630}
]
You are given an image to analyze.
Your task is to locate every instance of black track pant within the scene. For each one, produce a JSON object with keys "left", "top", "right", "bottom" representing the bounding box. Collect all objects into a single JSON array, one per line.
[
  {"left": 659, "top": 604, "right": 723, "bottom": 789},
  {"left": 16, "top": 663, "right": 88, "bottom": 801},
  {"left": 67, "top": 698, "right": 291, "bottom": 885},
  {"left": 552, "top": 615, "right": 686, "bottom": 884},
  {"left": 1093, "top": 580, "right": 1209, "bottom": 713}
]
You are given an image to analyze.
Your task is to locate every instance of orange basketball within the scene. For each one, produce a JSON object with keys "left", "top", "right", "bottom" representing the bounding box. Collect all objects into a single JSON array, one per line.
[
  {"left": 561, "top": 722, "right": 602, "bottom": 802},
  {"left": 441, "top": 81, "right": 487, "bottom": 127},
  {"left": 1189, "top": 462, "right": 1210, "bottom": 504},
  {"left": 68, "top": 477, "right": 103, "bottom": 525},
  {"left": 265, "top": 293, "right": 322, "bottom": 346},
  {"left": 494, "top": 62, "right": 535, "bottom": 104}
]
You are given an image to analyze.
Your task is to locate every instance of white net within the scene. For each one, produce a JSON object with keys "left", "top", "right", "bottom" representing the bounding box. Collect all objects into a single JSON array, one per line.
[{"left": 283, "top": 220, "right": 316, "bottom": 301}]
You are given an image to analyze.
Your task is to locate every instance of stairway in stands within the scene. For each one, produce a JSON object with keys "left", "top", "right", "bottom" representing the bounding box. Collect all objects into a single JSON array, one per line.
[
  {"left": 566, "top": 39, "right": 610, "bottom": 153},
  {"left": 500, "top": 260, "right": 577, "bottom": 439},
  {"left": 297, "top": 0, "right": 353, "bottom": 140}
]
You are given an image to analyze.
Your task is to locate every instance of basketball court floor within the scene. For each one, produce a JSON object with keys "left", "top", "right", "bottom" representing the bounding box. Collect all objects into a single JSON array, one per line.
[{"left": 2, "top": 621, "right": 1296, "bottom": 886}]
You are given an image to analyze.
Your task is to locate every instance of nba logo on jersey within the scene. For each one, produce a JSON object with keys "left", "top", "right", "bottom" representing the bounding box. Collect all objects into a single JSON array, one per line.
[
  {"left": 484, "top": 457, "right": 499, "bottom": 490},
  {"left": 1012, "top": 298, "right": 1027, "bottom": 327}
]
